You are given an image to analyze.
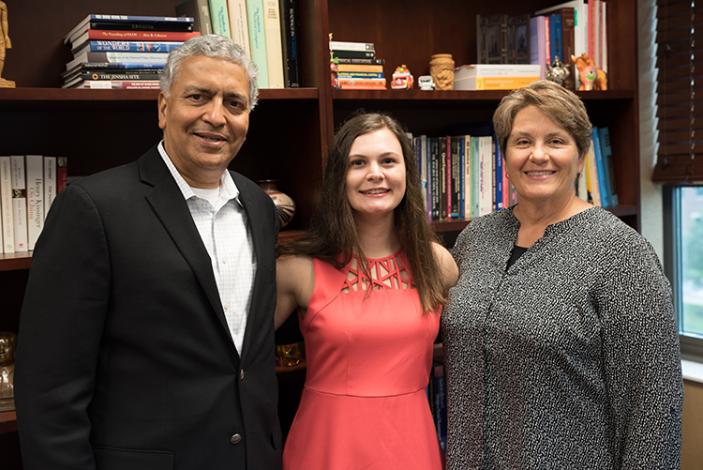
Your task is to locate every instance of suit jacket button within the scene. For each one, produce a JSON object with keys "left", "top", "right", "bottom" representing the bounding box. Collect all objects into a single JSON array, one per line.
[
  {"left": 230, "top": 433, "right": 242, "bottom": 445},
  {"left": 240, "top": 369, "right": 245, "bottom": 381}
]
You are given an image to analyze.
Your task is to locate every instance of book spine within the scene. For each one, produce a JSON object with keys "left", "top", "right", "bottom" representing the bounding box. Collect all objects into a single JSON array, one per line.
[
  {"left": 87, "top": 52, "right": 169, "bottom": 62},
  {"left": 247, "top": 0, "right": 270, "bottom": 88},
  {"left": 79, "top": 71, "right": 162, "bottom": 80},
  {"left": 335, "top": 72, "right": 384, "bottom": 79},
  {"left": 209, "top": 0, "right": 232, "bottom": 37},
  {"left": 88, "top": 21, "right": 194, "bottom": 32},
  {"left": 473, "top": 76, "right": 539, "bottom": 90},
  {"left": 77, "top": 80, "right": 161, "bottom": 89},
  {"left": 71, "top": 62, "right": 166, "bottom": 70},
  {"left": 560, "top": 8, "right": 576, "bottom": 89},
  {"left": 90, "top": 14, "right": 195, "bottom": 23},
  {"left": 280, "top": 0, "right": 300, "bottom": 87},
  {"left": 25, "top": 155, "right": 44, "bottom": 251},
  {"left": 56, "top": 158, "right": 68, "bottom": 194},
  {"left": 263, "top": 0, "right": 285, "bottom": 88},
  {"left": 0, "top": 157, "right": 14, "bottom": 254},
  {"left": 334, "top": 64, "right": 384, "bottom": 73},
  {"left": 329, "top": 40, "right": 375, "bottom": 52},
  {"left": 87, "top": 30, "right": 201, "bottom": 41},
  {"left": 228, "top": 0, "right": 251, "bottom": 57},
  {"left": 330, "top": 50, "right": 375, "bottom": 60},
  {"left": 591, "top": 128, "right": 610, "bottom": 207},
  {"left": 86, "top": 41, "right": 184, "bottom": 52},
  {"left": 333, "top": 77, "right": 386, "bottom": 89},
  {"left": 463, "top": 136, "right": 471, "bottom": 220},
  {"left": 494, "top": 137, "right": 503, "bottom": 210},
  {"left": 43, "top": 157, "right": 57, "bottom": 218},
  {"left": 334, "top": 57, "right": 384, "bottom": 65},
  {"left": 430, "top": 138, "right": 439, "bottom": 220},
  {"left": 450, "top": 136, "right": 460, "bottom": 219},
  {"left": 10, "top": 156, "right": 28, "bottom": 252},
  {"left": 439, "top": 137, "right": 447, "bottom": 220}
]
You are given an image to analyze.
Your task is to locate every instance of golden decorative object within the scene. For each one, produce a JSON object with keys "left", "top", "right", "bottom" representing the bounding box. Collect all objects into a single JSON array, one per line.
[{"left": 275, "top": 342, "right": 305, "bottom": 368}]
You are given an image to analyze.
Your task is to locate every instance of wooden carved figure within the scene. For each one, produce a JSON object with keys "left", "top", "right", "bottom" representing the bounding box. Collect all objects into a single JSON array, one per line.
[
  {"left": 571, "top": 53, "right": 607, "bottom": 91},
  {"left": 0, "top": 0, "right": 14, "bottom": 88}
]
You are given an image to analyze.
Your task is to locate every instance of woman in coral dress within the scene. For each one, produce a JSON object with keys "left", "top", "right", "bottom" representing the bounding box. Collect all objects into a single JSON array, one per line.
[{"left": 275, "top": 113, "right": 458, "bottom": 470}]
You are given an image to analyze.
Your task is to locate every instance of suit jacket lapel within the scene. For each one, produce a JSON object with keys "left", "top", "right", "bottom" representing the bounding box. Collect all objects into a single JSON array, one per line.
[
  {"left": 138, "top": 148, "right": 237, "bottom": 355},
  {"left": 233, "top": 172, "right": 270, "bottom": 361}
]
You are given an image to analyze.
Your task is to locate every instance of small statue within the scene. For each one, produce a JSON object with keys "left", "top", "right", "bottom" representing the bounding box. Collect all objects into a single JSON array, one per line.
[
  {"left": 418, "top": 75, "right": 435, "bottom": 91},
  {"left": 0, "top": 1, "right": 14, "bottom": 88},
  {"left": 571, "top": 52, "right": 607, "bottom": 91},
  {"left": 390, "top": 64, "right": 413, "bottom": 89},
  {"left": 545, "top": 57, "right": 571, "bottom": 87},
  {"left": 429, "top": 53, "right": 455, "bottom": 90}
]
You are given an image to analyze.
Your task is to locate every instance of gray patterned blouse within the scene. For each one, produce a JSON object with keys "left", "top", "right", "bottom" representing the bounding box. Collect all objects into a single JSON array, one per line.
[{"left": 442, "top": 207, "right": 682, "bottom": 470}]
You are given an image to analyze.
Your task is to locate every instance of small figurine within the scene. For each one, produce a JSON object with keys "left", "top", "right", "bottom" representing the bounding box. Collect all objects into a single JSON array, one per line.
[
  {"left": 418, "top": 75, "right": 435, "bottom": 91},
  {"left": 390, "top": 64, "right": 413, "bottom": 89},
  {"left": 0, "top": 0, "right": 14, "bottom": 88},
  {"left": 545, "top": 57, "right": 571, "bottom": 87},
  {"left": 429, "top": 53, "right": 455, "bottom": 90},
  {"left": 571, "top": 53, "right": 607, "bottom": 91}
]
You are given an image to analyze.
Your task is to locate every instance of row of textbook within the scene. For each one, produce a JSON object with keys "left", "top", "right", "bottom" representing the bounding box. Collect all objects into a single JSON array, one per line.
[
  {"left": 62, "top": 14, "right": 200, "bottom": 89},
  {"left": 410, "top": 125, "right": 618, "bottom": 222},
  {"left": 411, "top": 132, "right": 515, "bottom": 221},
  {"left": 476, "top": 0, "right": 608, "bottom": 90},
  {"left": 0, "top": 156, "right": 68, "bottom": 255},
  {"left": 181, "top": 0, "right": 301, "bottom": 88}
]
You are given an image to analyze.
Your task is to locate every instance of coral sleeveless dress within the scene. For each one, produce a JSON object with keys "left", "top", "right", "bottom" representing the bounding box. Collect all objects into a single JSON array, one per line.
[{"left": 282, "top": 252, "right": 442, "bottom": 470}]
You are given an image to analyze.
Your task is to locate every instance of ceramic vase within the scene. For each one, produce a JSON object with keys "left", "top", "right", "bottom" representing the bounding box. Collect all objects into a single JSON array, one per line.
[{"left": 258, "top": 180, "right": 295, "bottom": 228}]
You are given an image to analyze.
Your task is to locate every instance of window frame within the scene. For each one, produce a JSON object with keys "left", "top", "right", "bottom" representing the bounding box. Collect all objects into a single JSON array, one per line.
[{"left": 664, "top": 185, "right": 703, "bottom": 359}]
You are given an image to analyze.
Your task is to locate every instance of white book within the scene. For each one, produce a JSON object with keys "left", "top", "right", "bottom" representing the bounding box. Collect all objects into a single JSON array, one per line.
[
  {"left": 10, "top": 156, "right": 28, "bottom": 252},
  {"left": 263, "top": 0, "right": 284, "bottom": 88},
  {"left": 478, "top": 136, "right": 494, "bottom": 217},
  {"left": 329, "top": 40, "right": 375, "bottom": 52},
  {"left": 455, "top": 64, "right": 541, "bottom": 79},
  {"left": 0, "top": 157, "right": 13, "bottom": 254},
  {"left": 26, "top": 155, "right": 45, "bottom": 251},
  {"left": 44, "top": 156, "right": 57, "bottom": 217},
  {"left": 227, "top": 0, "right": 251, "bottom": 57}
]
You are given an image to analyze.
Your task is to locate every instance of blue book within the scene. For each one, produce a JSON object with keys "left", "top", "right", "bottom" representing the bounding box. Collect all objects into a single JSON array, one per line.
[
  {"left": 549, "top": 12, "right": 563, "bottom": 62},
  {"left": 83, "top": 40, "right": 184, "bottom": 53},
  {"left": 598, "top": 127, "right": 618, "bottom": 206},
  {"left": 494, "top": 135, "right": 503, "bottom": 210},
  {"left": 591, "top": 130, "right": 610, "bottom": 208}
]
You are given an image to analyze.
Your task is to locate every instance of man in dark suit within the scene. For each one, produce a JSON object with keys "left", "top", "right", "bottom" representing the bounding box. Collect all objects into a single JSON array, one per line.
[{"left": 14, "top": 34, "right": 281, "bottom": 470}]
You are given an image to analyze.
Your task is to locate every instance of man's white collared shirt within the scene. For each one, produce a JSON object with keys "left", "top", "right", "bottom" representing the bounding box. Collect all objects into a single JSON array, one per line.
[{"left": 158, "top": 142, "right": 255, "bottom": 355}]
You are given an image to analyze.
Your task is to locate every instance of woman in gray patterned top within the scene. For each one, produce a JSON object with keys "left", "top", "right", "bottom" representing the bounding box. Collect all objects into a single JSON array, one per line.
[{"left": 442, "top": 80, "right": 682, "bottom": 469}]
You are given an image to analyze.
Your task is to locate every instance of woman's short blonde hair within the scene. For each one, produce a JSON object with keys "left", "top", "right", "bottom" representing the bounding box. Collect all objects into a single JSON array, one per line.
[{"left": 493, "top": 80, "right": 593, "bottom": 158}]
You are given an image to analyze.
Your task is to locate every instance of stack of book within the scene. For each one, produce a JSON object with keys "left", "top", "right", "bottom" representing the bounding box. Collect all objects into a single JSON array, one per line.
[
  {"left": 0, "top": 156, "right": 68, "bottom": 254},
  {"left": 62, "top": 14, "right": 201, "bottom": 89},
  {"left": 330, "top": 40, "right": 386, "bottom": 90}
]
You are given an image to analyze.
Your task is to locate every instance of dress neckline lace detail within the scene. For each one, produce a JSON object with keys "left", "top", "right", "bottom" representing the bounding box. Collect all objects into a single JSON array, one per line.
[{"left": 342, "top": 252, "right": 411, "bottom": 293}]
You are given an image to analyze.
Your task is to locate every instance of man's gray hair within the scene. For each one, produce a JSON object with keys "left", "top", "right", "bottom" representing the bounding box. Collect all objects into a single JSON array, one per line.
[{"left": 160, "top": 34, "right": 259, "bottom": 109}]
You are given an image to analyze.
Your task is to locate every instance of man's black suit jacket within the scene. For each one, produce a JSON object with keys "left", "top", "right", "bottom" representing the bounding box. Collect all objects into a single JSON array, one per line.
[{"left": 15, "top": 146, "right": 282, "bottom": 470}]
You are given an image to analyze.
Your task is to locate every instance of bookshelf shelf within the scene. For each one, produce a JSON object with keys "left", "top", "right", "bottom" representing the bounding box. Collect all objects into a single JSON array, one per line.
[
  {"left": 333, "top": 89, "right": 634, "bottom": 102},
  {"left": 0, "top": 253, "right": 32, "bottom": 272},
  {"left": 0, "top": 411, "right": 17, "bottom": 434}
]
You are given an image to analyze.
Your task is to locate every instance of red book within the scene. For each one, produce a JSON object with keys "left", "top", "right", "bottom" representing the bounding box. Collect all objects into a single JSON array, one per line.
[{"left": 73, "top": 29, "right": 200, "bottom": 47}]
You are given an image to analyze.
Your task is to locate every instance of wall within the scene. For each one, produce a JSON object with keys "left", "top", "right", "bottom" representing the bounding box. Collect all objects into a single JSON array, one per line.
[{"left": 682, "top": 380, "right": 703, "bottom": 469}]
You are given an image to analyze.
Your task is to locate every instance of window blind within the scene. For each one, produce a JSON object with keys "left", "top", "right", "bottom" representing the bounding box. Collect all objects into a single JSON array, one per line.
[{"left": 653, "top": 0, "right": 703, "bottom": 183}]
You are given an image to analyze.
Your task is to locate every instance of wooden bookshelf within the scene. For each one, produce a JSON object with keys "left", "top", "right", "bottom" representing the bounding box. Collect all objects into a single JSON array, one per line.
[
  {"left": 0, "top": 0, "right": 641, "bottom": 467},
  {"left": 0, "top": 411, "right": 16, "bottom": 434}
]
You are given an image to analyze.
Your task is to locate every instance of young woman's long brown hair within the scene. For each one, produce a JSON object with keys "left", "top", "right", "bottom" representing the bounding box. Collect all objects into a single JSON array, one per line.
[{"left": 280, "top": 112, "right": 446, "bottom": 312}]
